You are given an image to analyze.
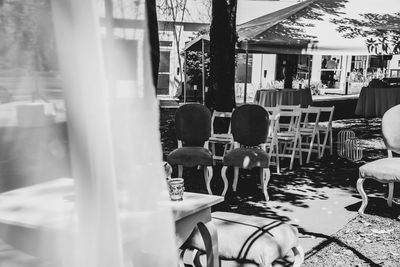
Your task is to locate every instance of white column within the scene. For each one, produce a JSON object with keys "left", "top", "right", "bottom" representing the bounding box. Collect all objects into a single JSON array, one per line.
[
  {"left": 311, "top": 54, "right": 322, "bottom": 83},
  {"left": 262, "top": 54, "right": 276, "bottom": 87}
]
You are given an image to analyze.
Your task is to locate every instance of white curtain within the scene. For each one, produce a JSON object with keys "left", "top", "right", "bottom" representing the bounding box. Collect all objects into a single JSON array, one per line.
[{"left": 49, "top": 0, "right": 178, "bottom": 266}]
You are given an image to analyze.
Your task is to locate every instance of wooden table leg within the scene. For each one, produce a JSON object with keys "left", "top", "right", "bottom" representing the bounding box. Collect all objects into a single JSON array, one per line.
[{"left": 197, "top": 221, "right": 219, "bottom": 267}]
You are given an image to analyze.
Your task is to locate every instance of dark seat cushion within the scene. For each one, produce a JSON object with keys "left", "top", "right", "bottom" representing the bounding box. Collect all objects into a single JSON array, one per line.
[
  {"left": 167, "top": 147, "right": 213, "bottom": 167},
  {"left": 360, "top": 158, "right": 400, "bottom": 182},
  {"left": 185, "top": 212, "right": 299, "bottom": 266},
  {"left": 223, "top": 148, "right": 269, "bottom": 169}
]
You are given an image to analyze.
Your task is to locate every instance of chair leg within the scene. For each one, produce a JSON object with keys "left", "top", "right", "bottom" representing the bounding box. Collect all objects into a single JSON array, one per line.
[
  {"left": 316, "top": 130, "right": 321, "bottom": 159},
  {"left": 204, "top": 166, "right": 213, "bottom": 195},
  {"left": 220, "top": 166, "right": 229, "bottom": 196},
  {"left": 357, "top": 177, "right": 368, "bottom": 215},
  {"left": 388, "top": 182, "right": 394, "bottom": 207},
  {"left": 211, "top": 143, "right": 216, "bottom": 164},
  {"left": 178, "top": 165, "right": 183, "bottom": 178},
  {"left": 197, "top": 221, "right": 219, "bottom": 267},
  {"left": 289, "top": 139, "right": 297, "bottom": 170},
  {"left": 321, "top": 130, "right": 329, "bottom": 157},
  {"left": 298, "top": 137, "right": 302, "bottom": 166},
  {"left": 292, "top": 245, "right": 304, "bottom": 267},
  {"left": 261, "top": 168, "right": 271, "bottom": 201},
  {"left": 232, "top": 167, "right": 239, "bottom": 192},
  {"left": 275, "top": 141, "right": 280, "bottom": 174},
  {"left": 329, "top": 128, "right": 333, "bottom": 155},
  {"left": 306, "top": 133, "right": 316, "bottom": 163}
]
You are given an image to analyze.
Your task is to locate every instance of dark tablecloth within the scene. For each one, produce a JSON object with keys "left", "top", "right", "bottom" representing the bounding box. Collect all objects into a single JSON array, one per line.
[
  {"left": 253, "top": 88, "right": 313, "bottom": 108},
  {"left": 355, "top": 87, "right": 400, "bottom": 117}
]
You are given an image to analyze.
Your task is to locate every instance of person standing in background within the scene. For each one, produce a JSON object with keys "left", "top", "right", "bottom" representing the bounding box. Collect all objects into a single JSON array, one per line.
[{"left": 326, "top": 57, "right": 337, "bottom": 87}]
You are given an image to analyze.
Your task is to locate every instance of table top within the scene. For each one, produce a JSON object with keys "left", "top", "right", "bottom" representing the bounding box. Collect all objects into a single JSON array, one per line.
[
  {"left": 0, "top": 101, "right": 66, "bottom": 127},
  {"left": 0, "top": 178, "right": 223, "bottom": 230},
  {"left": 162, "top": 192, "right": 223, "bottom": 221}
]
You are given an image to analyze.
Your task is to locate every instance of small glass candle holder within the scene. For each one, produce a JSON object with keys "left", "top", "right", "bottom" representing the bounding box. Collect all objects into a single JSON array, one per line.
[{"left": 168, "top": 178, "right": 185, "bottom": 201}]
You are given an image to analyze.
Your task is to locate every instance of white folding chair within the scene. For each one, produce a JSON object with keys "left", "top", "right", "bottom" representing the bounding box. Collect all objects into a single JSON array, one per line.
[
  {"left": 208, "top": 110, "right": 233, "bottom": 163},
  {"left": 276, "top": 105, "right": 301, "bottom": 131},
  {"left": 299, "top": 107, "right": 321, "bottom": 163},
  {"left": 314, "top": 106, "right": 335, "bottom": 157},
  {"left": 265, "top": 113, "right": 281, "bottom": 173},
  {"left": 274, "top": 107, "right": 303, "bottom": 170}
]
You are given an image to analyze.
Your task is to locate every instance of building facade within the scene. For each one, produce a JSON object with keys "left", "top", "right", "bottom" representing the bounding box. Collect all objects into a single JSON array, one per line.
[{"left": 236, "top": 53, "right": 400, "bottom": 101}]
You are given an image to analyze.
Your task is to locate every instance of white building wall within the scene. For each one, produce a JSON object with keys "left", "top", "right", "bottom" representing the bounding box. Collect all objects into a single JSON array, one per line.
[
  {"left": 245, "top": 54, "right": 277, "bottom": 89},
  {"left": 311, "top": 55, "right": 322, "bottom": 85},
  {"left": 262, "top": 54, "right": 277, "bottom": 87},
  {"left": 388, "top": 55, "right": 400, "bottom": 72},
  {"left": 235, "top": 54, "right": 277, "bottom": 102}
]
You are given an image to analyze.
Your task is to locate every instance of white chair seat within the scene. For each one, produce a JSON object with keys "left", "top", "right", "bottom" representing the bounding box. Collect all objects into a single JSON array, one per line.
[{"left": 360, "top": 158, "right": 400, "bottom": 182}]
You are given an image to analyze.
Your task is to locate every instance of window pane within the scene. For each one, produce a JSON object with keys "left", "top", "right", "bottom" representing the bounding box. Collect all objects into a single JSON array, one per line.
[
  {"left": 157, "top": 73, "right": 170, "bottom": 95},
  {"left": 235, "top": 54, "right": 252, "bottom": 83},
  {"left": 159, "top": 51, "right": 170, "bottom": 73}
]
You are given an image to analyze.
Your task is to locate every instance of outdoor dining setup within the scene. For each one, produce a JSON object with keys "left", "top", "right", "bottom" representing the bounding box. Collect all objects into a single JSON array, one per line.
[
  {"left": 167, "top": 103, "right": 335, "bottom": 196},
  {"left": 1, "top": 0, "right": 400, "bottom": 266}
]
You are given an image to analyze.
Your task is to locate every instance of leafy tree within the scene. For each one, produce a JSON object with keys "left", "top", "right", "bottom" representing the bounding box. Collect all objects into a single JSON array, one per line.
[
  {"left": 241, "top": 0, "right": 349, "bottom": 89},
  {"left": 185, "top": 50, "right": 210, "bottom": 88},
  {"left": 332, "top": 12, "right": 400, "bottom": 55},
  {"left": 208, "top": 0, "right": 237, "bottom": 111},
  {"left": 0, "top": 0, "right": 57, "bottom": 71}
]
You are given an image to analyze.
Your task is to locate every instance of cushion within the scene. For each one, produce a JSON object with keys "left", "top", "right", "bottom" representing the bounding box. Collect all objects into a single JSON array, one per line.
[
  {"left": 167, "top": 147, "right": 213, "bottom": 167},
  {"left": 359, "top": 158, "right": 400, "bottom": 182},
  {"left": 185, "top": 212, "right": 299, "bottom": 266},
  {"left": 223, "top": 148, "right": 269, "bottom": 169}
]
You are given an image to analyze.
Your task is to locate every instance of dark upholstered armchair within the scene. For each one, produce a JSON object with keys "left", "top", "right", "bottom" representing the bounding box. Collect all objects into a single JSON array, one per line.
[
  {"left": 167, "top": 104, "right": 214, "bottom": 194},
  {"left": 220, "top": 104, "right": 271, "bottom": 200}
]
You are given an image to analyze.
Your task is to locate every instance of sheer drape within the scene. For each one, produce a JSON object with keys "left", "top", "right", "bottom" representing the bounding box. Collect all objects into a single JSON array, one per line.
[{"left": 49, "top": 0, "right": 178, "bottom": 266}]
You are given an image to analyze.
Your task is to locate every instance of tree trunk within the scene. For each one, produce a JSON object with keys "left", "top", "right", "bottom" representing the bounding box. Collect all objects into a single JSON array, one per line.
[
  {"left": 145, "top": 0, "right": 160, "bottom": 90},
  {"left": 208, "top": 0, "right": 237, "bottom": 111}
]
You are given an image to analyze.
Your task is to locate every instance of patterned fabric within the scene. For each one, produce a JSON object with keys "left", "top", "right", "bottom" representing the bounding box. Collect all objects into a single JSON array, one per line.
[
  {"left": 185, "top": 212, "right": 299, "bottom": 266},
  {"left": 223, "top": 148, "right": 269, "bottom": 169},
  {"left": 167, "top": 147, "right": 213, "bottom": 167}
]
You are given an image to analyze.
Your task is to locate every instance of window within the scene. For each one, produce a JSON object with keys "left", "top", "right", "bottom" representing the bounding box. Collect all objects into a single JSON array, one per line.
[
  {"left": 390, "top": 69, "right": 400, "bottom": 78},
  {"left": 296, "top": 55, "right": 312, "bottom": 80},
  {"left": 235, "top": 54, "right": 252, "bottom": 83},
  {"left": 157, "top": 50, "right": 171, "bottom": 95},
  {"left": 320, "top": 55, "right": 343, "bottom": 89}
]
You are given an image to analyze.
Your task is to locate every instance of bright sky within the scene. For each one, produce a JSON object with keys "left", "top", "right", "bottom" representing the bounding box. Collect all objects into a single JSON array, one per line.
[
  {"left": 237, "top": 0, "right": 400, "bottom": 25},
  {"left": 237, "top": 0, "right": 300, "bottom": 24}
]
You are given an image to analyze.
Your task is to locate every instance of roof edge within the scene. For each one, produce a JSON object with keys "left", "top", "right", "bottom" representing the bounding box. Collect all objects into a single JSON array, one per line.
[{"left": 237, "top": 0, "right": 317, "bottom": 40}]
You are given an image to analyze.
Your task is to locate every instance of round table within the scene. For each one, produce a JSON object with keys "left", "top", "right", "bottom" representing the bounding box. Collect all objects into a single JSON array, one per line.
[
  {"left": 253, "top": 88, "right": 313, "bottom": 108},
  {"left": 355, "top": 87, "right": 400, "bottom": 117}
]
